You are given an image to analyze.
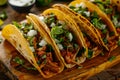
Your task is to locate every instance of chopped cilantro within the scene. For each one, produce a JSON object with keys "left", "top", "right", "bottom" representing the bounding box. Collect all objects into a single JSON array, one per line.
[
  {"left": 37, "top": 60, "right": 41, "bottom": 65},
  {"left": 117, "top": 40, "right": 120, "bottom": 46},
  {"left": 41, "top": 54, "right": 47, "bottom": 59},
  {"left": 13, "top": 57, "right": 24, "bottom": 65},
  {"left": 112, "top": 14, "right": 120, "bottom": 28},
  {"left": 109, "top": 32, "right": 115, "bottom": 36},
  {"left": 51, "top": 26, "right": 64, "bottom": 38},
  {"left": 87, "top": 49, "right": 93, "bottom": 59},
  {"left": 25, "top": 67, "right": 37, "bottom": 70},
  {"left": 105, "top": 8, "right": 113, "bottom": 14},
  {"left": 0, "top": 11, "right": 7, "bottom": 20},
  {"left": 100, "top": 52, "right": 104, "bottom": 56},
  {"left": 74, "top": 44, "right": 79, "bottom": 49},
  {"left": 13, "top": 57, "right": 37, "bottom": 70},
  {"left": 46, "top": 44, "right": 53, "bottom": 52},
  {"left": 97, "top": 3, "right": 105, "bottom": 11},
  {"left": 44, "top": 13, "right": 55, "bottom": 25},
  {"left": 102, "top": 29, "right": 107, "bottom": 34},
  {"left": 103, "top": 38, "right": 108, "bottom": 44},
  {"left": 0, "top": 37, "right": 3, "bottom": 43},
  {"left": 69, "top": 6, "right": 76, "bottom": 9},
  {"left": 12, "top": 21, "right": 22, "bottom": 29},
  {"left": 91, "top": 11, "right": 99, "bottom": 19},
  {"left": 108, "top": 56, "right": 116, "bottom": 62},
  {"left": 77, "top": 47, "right": 86, "bottom": 56}
]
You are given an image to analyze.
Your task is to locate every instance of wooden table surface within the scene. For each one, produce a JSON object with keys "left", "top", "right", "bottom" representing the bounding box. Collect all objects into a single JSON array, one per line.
[{"left": 0, "top": 1, "right": 120, "bottom": 80}]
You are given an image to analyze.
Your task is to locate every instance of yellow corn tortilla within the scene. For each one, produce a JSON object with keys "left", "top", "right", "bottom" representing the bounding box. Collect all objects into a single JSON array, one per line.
[
  {"left": 2, "top": 16, "right": 64, "bottom": 78},
  {"left": 28, "top": 8, "right": 88, "bottom": 68},
  {"left": 69, "top": 0, "right": 118, "bottom": 51},
  {"left": 52, "top": 4, "right": 104, "bottom": 58}
]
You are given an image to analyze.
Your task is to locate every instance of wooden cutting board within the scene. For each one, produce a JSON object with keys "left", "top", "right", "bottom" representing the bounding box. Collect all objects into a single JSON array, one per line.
[{"left": 0, "top": 32, "right": 120, "bottom": 80}]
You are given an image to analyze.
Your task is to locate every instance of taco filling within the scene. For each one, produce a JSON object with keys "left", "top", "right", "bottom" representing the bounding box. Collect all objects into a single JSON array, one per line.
[
  {"left": 12, "top": 21, "right": 61, "bottom": 75},
  {"left": 40, "top": 13, "right": 85, "bottom": 64},
  {"left": 10, "top": 50, "right": 39, "bottom": 74},
  {"left": 82, "top": 32, "right": 102, "bottom": 58},
  {"left": 89, "top": 0, "right": 120, "bottom": 35},
  {"left": 69, "top": 2, "right": 118, "bottom": 50}
]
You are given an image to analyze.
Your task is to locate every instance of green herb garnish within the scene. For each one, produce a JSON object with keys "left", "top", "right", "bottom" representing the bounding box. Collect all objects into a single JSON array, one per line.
[
  {"left": 74, "top": 44, "right": 79, "bottom": 49},
  {"left": 51, "top": 26, "right": 64, "bottom": 38},
  {"left": 102, "top": 29, "right": 107, "bottom": 34},
  {"left": 112, "top": 14, "right": 120, "bottom": 28},
  {"left": 108, "top": 56, "right": 116, "bottom": 62},
  {"left": 0, "top": 11, "right": 7, "bottom": 20},
  {"left": 100, "top": 52, "right": 105, "bottom": 56},
  {"left": 44, "top": 13, "right": 55, "bottom": 25},
  {"left": 109, "top": 31, "right": 115, "bottom": 36},
  {"left": 105, "top": 8, "right": 113, "bottom": 14},
  {"left": 25, "top": 67, "right": 37, "bottom": 70},
  {"left": 13, "top": 57, "right": 24, "bottom": 65},
  {"left": 37, "top": 60, "right": 41, "bottom": 65},
  {"left": 0, "top": 36, "right": 3, "bottom": 44},
  {"left": 13, "top": 57, "right": 37, "bottom": 70},
  {"left": 42, "top": 54, "right": 47, "bottom": 59},
  {"left": 97, "top": 3, "right": 105, "bottom": 11},
  {"left": 12, "top": 21, "right": 21, "bottom": 29},
  {"left": 103, "top": 38, "right": 108, "bottom": 44},
  {"left": 46, "top": 44, "right": 53, "bottom": 52},
  {"left": 87, "top": 49, "right": 93, "bottom": 59},
  {"left": 69, "top": 6, "right": 76, "bottom": 9},
  {"left": 117, "top": 40, "right": 120, "bottom": 46}
]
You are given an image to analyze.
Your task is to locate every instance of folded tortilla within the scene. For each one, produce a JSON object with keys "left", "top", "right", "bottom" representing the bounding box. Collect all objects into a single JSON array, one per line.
[
  {"left": 28, "top": 8, "right": 88, "bottom": 68},
  {"left": 68, "top": 0, "right": 119, "bottom": 51},
  {"left": 2, "top": 16, "right": 64, "bottom": 78},
  {"left": 52, "top": 4, "right": 104, "bottom": 58},
  {"left": 87, "top": 0, "right": 120, "bottom": 36}
]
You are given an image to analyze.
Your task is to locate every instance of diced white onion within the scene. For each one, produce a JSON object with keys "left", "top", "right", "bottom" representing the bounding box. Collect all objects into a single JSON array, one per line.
[
  {"left": 50, "top": 22, "right": 56, "bottom": 27},
  {"left": 39, "top": 39, "right": 47, "bottom": 47},
  {"left": 57, "top": 44, "right": 63, "bottom": 50},
  {"left": 89, "top": 0, "right": 95, "bottom": 2},
  {"left": 58, "top": 20, "right": 65, "bottom": 25},
  {"left": 21, "top": 25, "right": 25, "bottom": 29},
  {"left": 118, "top": 22, "right": 120, "bottom": 26},
  {"left": 59, "top": 26, "right": 63, "bottom": 28},
  {"left": 68, "top": 33, "right": 73, "bottom": 42},
  {"left": 84, "top": 11, "right": 90, "bottom": 17},
  {"left": 101, "top": 24, "right": 106, "bottom": 29},
  {"left": 29, "top": 46, "right": 35, "bottom": 52},
  {"left": 76, "top": 2, "right": 86, "bottom": 8},
  {"left": 39, "top": 16, "right": 45, "bottom": 22},
  {"left": 55, "top": 39, "right": 60, "bottom": 43},
  {"left": 27, "top": 30, "right": 37, "bottom": 37},
  {"left": 78, "top": 11, "right": 82, "bottom": 14},
  {"left": 113, "top": 18, "right": 118, "bottom": 26}
]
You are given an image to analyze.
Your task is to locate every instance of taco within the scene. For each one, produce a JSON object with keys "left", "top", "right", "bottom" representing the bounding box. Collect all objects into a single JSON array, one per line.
[
  {"left": 87, "top": 0, "right": 120, "bottom": 36},
  {"left": 68, "top": 0, "right": 119, "bottom": 51},
  {"left": 28, "top": 8, "right": 88, "bottom": 68},
  {"left": 2, "top": 16, "right": 64, "bottom": 78},
  {"left": 52, "top": 4, "right": 104, "bottom": 58}
]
